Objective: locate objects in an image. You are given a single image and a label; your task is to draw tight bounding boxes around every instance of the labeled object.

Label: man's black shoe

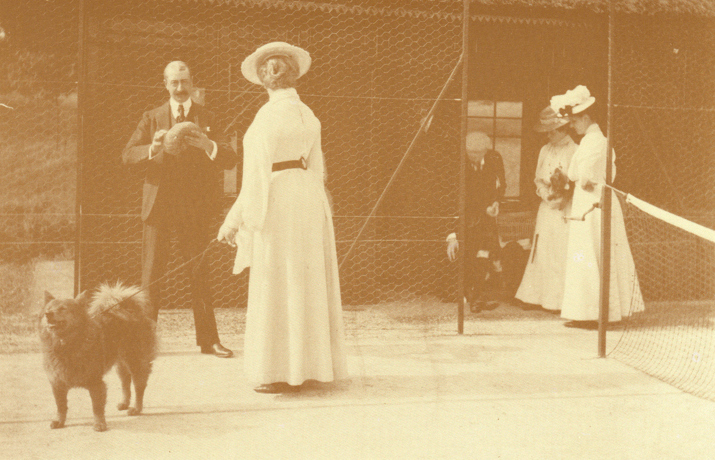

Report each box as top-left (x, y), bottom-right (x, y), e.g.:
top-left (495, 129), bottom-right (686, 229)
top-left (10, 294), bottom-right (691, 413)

top-left (201, 343), bottom-right (234, 358)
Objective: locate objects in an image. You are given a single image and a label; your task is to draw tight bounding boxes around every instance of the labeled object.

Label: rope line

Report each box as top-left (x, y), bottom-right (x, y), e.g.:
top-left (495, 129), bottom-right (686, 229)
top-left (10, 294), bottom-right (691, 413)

top-left (75, 239), bottom-right (219, 314)
top-left (338, 53), bottom-right (464, 270)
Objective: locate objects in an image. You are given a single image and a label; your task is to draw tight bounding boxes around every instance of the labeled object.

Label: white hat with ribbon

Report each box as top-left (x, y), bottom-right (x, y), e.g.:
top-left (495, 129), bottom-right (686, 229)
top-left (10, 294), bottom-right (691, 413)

top-left (241, 42), bottom-right (311, 85)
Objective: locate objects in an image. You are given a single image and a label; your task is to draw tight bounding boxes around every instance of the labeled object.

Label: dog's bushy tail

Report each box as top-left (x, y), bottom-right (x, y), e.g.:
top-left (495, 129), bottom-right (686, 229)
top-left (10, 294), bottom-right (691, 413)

top-left (89, 283), bottom-right (150, 318)
top-left (90, 283), bottom-right (157, 360)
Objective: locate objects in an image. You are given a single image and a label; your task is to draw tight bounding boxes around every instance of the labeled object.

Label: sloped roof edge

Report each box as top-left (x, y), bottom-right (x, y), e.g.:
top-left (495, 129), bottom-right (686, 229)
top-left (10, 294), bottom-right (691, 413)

top-left (186, 0), bottom-right (593, 25)
top-left (191, 0), bottom-right (715, 18)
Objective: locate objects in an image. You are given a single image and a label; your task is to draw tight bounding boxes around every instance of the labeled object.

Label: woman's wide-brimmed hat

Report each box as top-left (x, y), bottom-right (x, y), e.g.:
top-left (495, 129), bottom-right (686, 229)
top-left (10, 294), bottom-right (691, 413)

top-left (550, 85), bottom-right (596, 118)
top-left (241, 42), bottom-right (311, 85)
top-left (534, 106), bottom-right (570, 132)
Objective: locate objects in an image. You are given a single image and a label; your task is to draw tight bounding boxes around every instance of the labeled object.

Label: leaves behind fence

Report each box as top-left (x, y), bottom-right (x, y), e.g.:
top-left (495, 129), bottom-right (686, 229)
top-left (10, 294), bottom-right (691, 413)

top-left (0, 0), bottom-right (78, 313)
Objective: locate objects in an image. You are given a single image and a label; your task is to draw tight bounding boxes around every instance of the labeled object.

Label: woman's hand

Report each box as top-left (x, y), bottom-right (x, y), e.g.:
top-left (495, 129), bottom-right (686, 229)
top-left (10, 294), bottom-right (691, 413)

top-left (546, 196), bottom-right (564, 210)
top-left (217, 224), bottom-right (238, 247)
top-left (582, 180), bottom-right (597, 192)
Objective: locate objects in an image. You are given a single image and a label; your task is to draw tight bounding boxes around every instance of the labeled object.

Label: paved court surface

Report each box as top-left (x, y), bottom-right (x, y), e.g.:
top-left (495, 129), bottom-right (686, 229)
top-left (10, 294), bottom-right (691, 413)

top-left (1, 307), bottom-right (714, 459)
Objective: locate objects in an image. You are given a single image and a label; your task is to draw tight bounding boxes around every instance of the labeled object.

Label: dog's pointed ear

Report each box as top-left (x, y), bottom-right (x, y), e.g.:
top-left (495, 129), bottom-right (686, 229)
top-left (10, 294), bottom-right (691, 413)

top-left (44, 291), bottom-right (55, 305)
top-left (75, 290), bottom-right (91, 305)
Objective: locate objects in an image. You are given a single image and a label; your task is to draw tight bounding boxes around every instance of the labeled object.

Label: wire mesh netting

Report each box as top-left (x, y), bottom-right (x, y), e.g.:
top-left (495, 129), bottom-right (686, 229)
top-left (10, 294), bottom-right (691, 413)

top-left (76, 0), bottom-right (464, 313)
top-left (608, 14), bottom-right (715, 401)
top-left (3, 0), bottom-right (714, 402)
top-left (0, 1), bottom-right (78, 314)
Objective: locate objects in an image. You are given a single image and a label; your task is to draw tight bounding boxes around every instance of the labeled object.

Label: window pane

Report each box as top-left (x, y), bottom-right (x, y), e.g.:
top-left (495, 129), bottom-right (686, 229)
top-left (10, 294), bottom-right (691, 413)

top-left (468, 100), bottom-right (494, 117)
top-left (495, 118), bottom-right (522, 137)
top-left (496, 101), bottom-right (523, 118)
top-left (495, 137), bottom-right (521, 197)
top-left (468, 117), bottom-right (494, 136)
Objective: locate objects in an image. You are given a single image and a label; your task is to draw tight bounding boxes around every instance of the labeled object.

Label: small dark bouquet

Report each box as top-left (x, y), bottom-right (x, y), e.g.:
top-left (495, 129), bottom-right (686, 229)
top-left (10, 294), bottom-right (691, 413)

top-left (547, 167), bottom-right (574, 205)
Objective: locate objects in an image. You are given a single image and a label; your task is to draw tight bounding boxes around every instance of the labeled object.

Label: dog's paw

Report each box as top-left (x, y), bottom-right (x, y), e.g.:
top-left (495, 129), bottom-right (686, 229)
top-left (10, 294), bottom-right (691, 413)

top-left (117, 402), bottom-right (129, 411)
top-left (93, 421), bottom-right (108, 432)
top-left (50, 420), bottom-right (65, 429)
top-left (127, 407), bottom-right (141, 416)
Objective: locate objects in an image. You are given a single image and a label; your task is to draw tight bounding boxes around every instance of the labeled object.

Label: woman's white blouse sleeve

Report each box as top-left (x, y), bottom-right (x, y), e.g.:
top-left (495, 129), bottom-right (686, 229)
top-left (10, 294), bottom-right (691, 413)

top-left (534, 144), bottom-right (550, 198)
top-left (306, 114), bottom-right (325, 182)
top-left (569, 133), bottom-right (606, 185)
top-left (239, 107), bottom-right (275, 232)
top-left (223, 192), bottom-right (243, 229)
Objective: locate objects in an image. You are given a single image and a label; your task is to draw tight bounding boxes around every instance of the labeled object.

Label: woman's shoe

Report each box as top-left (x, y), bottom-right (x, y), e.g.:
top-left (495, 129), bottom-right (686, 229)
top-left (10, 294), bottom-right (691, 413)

top-left (254, 382), bottom-right (300, 394)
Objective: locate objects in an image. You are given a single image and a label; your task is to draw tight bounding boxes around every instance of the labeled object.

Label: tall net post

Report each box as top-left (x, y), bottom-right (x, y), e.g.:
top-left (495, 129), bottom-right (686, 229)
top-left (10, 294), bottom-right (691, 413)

top-left (598, 0), bottom-right (615, 357)
top-left (458, 0), bottom-right (470, 334)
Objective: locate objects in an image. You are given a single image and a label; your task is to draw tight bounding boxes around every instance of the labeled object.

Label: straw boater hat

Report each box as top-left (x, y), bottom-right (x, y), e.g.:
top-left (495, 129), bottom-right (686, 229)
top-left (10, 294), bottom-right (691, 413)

top-left (534, 106), bottom-right (570, 132)
top-left (240, 42), bottom-right (311, 85)
top-left (549, 85), bottom-right (596, 118)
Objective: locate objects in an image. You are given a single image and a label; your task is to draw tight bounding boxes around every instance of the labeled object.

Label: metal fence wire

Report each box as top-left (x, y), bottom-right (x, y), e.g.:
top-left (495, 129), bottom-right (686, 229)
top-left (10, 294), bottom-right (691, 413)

top-left (76, 0), bottom-right (463, 311)
top-left (607, 13), bottom-right (715, 401)
top-left (2, 0), bottom-right (714, 401)
top-left (0, 0), bottom-right (78, 314)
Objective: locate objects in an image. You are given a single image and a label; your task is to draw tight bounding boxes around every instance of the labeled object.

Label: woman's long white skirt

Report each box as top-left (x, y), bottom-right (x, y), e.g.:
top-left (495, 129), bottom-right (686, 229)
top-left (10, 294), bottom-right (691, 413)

top-left (243, 170), bottom-right (348, 385)
top-left (560, 186), bottom-right (644, 321)
top-left (515, 200), bottom-right (571, 311)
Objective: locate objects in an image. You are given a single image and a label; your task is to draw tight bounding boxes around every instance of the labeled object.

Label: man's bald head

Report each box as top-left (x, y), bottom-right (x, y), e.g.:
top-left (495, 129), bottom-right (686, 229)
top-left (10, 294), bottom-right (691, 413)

top-left (164, 61), bottom-right (191, 81)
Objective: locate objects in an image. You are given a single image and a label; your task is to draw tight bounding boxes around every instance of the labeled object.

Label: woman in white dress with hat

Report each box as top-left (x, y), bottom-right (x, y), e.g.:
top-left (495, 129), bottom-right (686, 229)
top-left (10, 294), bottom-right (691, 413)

top-left (552, 85), bottom-right (644, 327)
top-left (515, 106), bottom-right (577, 312)
top-left (218, 42), bottom-right (347, 392)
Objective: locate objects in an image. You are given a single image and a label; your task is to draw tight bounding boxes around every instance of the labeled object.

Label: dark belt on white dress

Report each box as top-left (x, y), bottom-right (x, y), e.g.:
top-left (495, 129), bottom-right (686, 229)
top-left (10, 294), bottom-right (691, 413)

top-left (272, 157), bottom-right (307, 172)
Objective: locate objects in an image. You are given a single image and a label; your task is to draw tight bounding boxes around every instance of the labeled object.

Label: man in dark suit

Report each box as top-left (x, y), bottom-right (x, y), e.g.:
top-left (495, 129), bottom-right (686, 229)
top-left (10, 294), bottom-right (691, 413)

top-left (123, 61), bottom-right (237, 357)
top-left (447, 135), bottom-right (506, 313)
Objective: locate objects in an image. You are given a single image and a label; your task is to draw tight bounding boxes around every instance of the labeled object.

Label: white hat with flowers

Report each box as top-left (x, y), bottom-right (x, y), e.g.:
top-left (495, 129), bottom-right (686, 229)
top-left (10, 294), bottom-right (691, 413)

top-left (549, 85), bottom-right (596, 118)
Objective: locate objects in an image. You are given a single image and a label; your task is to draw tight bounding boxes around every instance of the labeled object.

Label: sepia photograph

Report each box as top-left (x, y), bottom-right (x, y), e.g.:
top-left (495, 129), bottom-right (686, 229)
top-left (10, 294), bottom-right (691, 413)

top-left (1, 0), bottom-right (713, 458)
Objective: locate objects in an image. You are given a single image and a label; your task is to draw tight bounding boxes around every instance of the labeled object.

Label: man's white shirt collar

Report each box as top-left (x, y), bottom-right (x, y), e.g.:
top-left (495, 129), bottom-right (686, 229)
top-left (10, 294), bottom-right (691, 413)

top-left (170, 98), bottom-right (192, 119)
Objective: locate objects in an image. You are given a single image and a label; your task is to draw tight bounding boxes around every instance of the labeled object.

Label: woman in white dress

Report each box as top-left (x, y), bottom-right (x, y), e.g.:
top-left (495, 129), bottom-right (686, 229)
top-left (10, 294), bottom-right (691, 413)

top-left (217, 42), bottom-right (347, 392)
top-left (515, 106), bottom-right (577, 312)
top-left (552, 85), bottom-right (644, 327)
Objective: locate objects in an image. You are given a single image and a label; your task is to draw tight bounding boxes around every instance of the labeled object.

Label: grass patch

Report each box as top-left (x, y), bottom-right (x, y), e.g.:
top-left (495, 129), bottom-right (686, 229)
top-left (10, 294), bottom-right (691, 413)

top-left (0, 99), bottom-right (76, 263)
top-left (0, 262), bottom-right (35, 315)
top-left (0, 312), bottom-right (39, 353)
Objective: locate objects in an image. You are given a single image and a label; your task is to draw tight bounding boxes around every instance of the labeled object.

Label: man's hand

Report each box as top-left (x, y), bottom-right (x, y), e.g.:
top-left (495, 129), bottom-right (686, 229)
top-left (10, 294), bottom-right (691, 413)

top-left (217, 224), bottom-right (238, 247)
top-left (150, 129), bottom-right (168, 155)
top-left (184, 131), bottom-right (214, 154)
top-left (486, 201), bottom-right (500, 218)
top-left (447, 239), bottom-right (459, 261)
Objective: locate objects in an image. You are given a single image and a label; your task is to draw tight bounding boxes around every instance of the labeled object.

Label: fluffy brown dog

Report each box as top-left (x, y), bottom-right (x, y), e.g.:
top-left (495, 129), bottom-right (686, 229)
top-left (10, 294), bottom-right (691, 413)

top-left (38, 283), bottom-right (157, 431)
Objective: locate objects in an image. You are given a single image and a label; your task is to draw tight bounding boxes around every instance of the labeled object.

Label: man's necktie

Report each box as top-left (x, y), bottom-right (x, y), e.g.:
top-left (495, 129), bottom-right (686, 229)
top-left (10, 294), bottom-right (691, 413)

top-left (177, 104), bottom-right (185, 123)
